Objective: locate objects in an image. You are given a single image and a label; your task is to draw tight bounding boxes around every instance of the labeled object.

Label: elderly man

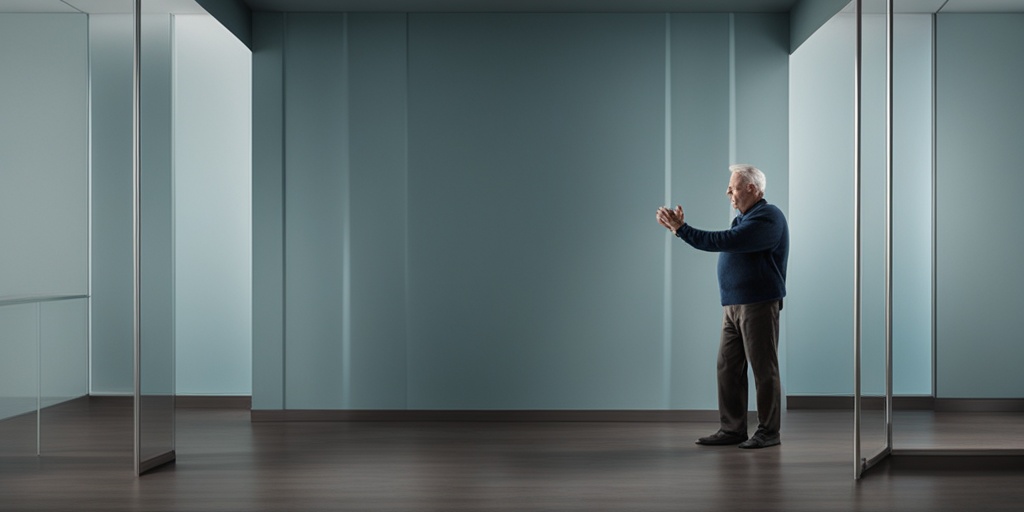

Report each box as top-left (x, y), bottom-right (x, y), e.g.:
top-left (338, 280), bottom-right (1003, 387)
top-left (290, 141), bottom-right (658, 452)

top-left (656, 164), bottom-right (789, 449)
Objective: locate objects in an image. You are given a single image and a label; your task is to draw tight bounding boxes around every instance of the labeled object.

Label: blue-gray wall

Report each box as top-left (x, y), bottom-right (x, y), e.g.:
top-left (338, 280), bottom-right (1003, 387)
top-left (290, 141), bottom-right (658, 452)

top-left (252, 12), bottom-right (789, 411)
top-left (936, 14), bottom-right (1024, 399)
top-left (173, 14), bottom-right (253, 396)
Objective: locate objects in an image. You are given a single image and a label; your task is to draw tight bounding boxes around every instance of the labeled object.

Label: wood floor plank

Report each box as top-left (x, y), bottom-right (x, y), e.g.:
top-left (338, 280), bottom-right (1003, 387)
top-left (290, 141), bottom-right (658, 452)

top-left (2, 399), bottom-right (1024, 511)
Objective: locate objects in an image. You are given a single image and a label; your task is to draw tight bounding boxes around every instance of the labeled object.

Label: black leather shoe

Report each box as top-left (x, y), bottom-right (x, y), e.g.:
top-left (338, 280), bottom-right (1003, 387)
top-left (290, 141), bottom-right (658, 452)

top-left (695, 430), bottom-right (748, 446)
top-left (737, 428), bottom-right (780, 449)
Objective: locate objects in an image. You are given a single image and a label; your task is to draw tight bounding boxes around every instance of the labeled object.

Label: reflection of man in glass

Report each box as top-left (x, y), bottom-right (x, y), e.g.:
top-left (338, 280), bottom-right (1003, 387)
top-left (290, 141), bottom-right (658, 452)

top-left (656, 164), bottom-right (789, 449)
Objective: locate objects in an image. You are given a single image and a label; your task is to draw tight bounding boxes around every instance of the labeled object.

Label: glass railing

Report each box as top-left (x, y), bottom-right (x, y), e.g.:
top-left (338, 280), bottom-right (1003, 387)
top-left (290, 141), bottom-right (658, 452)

top-left (0, 295), bottom-right (89, 456)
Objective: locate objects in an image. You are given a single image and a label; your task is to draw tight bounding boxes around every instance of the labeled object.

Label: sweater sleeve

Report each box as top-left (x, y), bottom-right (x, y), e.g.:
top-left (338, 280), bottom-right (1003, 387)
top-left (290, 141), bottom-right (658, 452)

top-left (674, 206), bottom-right (785, 254)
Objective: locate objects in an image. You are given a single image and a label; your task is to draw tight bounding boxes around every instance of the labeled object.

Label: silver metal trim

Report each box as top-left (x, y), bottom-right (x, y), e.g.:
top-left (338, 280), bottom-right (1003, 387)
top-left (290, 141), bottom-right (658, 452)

top-left (0, 295), bottom-right (90, 307)
top-left (132, 0), bottom-right (142, 478)
top-left (862, 446), bottom-right (892, 472)
top-left (36, 303), bottom-right (42, 456)
top-left (885, 0), bottom-right (894, 455)
top-left (930, 8), bottom-right (938, 403)
top-left (661, 12), bottom-right (673, 409)
top-left (853, 0), bottom-right (863, 481)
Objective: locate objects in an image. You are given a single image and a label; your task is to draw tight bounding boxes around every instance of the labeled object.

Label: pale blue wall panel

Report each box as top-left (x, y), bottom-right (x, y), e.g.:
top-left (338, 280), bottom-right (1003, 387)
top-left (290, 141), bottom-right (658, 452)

top-left (140, 13), bottom-right (176, 394)
top-left (668, 14), bottom-right (732, 410)
top-left (406, 14), bottom-right (666, 409)
top-left (735, 13), bottom-right (792, 399)
top-left (788, 13), bottom-right (856, 395)
top-left (173, 14), bottom-right (253, 396)
top-left (859, 13), bottom-right (890, 397)
top-left (347, 13), bottom-right (409, 409)
top-left (251, 12), bottom-right (285, 409)
top-left (891, 14), bottom-right (933, 396)
top-left (936, 14), bottom-right (1024, 398)
top-left (283, 14), bottom-right (348, 409)
top-left (89, 14), bottom-right (135, 395)
top-left (788, 12), bottom-right (933, 397)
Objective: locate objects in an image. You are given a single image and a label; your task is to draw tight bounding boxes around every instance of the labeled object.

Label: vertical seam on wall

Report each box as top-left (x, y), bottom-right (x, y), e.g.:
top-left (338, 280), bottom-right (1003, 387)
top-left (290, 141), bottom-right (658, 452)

top-left (36, 303), bottom-right (41, 455)
top-left (403, 12), bottom-right (411, 410)
top-left (86, 14), bottom-right (93, 396)
top-left (341, 13), bottom-right (352, 410)
top-left (728, 13), bottom-right (737, 221)
top-left (931, 12), bottom-right (938, 399)
top-left (170, 13), bottom-right (178, 413)
top-left (662, 13), bottom-right (673, 410)
top-left (281, 12), bottom-right (288, 410)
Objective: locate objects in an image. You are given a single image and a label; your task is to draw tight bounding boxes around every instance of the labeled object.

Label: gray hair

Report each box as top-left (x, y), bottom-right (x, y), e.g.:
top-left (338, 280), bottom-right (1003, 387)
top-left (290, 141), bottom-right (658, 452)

top-left (729, 164), bottom-right (766, 195)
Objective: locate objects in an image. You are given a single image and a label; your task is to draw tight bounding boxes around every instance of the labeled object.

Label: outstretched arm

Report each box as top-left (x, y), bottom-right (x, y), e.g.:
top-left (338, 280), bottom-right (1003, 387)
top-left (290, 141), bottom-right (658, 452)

top-left (678, 209), bottom-right (785, 253)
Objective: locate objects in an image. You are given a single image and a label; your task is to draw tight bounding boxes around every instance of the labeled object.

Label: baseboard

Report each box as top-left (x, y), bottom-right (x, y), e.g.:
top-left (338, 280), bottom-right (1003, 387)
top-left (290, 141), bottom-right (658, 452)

top-left (787, 396), bottom-right (1024, 412)
top-left (933, 399), bottom-right (1024, 412)
top-left (787, 395), bottom-right (935, 410)
top-left (175, 396), bottom-right (252, 409)
top-left (250, 409), bottom-right (751, 423)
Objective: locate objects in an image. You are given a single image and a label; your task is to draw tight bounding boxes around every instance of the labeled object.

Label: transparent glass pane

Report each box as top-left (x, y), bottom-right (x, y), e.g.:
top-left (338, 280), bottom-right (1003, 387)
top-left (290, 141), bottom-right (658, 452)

top-left (137, 0), bottom-right (191, 473)
top-left (39, 299), bottom-right (90, 455)
top-left (0, 304), bottom-right (39, 457)
top-left (857, 0), bottom-right (890, 464)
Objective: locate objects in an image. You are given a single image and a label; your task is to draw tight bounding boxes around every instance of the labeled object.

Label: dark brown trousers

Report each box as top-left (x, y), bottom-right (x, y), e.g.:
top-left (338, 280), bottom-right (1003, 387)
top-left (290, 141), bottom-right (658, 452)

top-left (718, 300), bottom-right (782, 435)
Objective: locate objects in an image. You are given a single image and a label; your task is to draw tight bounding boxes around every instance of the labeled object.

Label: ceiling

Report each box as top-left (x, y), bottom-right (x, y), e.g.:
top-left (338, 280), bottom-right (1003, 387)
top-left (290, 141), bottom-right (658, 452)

top-left (239, 0), bottom-right (802, 13)
top-left (2, 0), bottom-right (1024, 14)
top-left (0, 0), bottom-right (205, 13)
top-left (240, 0), bottom-right (1024, 13)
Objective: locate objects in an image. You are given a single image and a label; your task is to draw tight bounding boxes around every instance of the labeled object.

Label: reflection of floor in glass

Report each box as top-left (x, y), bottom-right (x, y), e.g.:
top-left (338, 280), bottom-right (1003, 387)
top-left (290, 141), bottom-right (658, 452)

top-left (0, 397), bottom-right (133, 458)
top-left (894, 411), bottom-right (1024, 451)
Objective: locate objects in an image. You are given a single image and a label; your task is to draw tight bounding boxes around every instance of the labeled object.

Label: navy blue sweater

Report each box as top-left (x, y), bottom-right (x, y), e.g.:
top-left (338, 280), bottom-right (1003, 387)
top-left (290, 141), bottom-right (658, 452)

top-left (674, 199), bottom-right (789, 306)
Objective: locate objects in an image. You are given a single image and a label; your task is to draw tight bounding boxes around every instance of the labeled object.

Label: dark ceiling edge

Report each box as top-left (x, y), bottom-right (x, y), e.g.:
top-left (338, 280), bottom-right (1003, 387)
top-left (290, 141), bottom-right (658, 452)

top-left (195, 0), bottom-right (842, 56)
top-left (196, 0), bottom-right (252, 49)
top-left (789, 0), bottom-right (847, 54)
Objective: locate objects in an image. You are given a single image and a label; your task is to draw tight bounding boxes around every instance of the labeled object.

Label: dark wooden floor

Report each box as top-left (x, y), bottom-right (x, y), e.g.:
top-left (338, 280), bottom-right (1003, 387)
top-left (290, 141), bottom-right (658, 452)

top-left (3, 399), bottom-right (1024, 511)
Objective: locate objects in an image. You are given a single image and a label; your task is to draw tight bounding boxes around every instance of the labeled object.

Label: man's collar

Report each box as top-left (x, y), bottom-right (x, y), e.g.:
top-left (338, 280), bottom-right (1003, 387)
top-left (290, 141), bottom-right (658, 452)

top-left (738, 198), bottom-right (767, 217)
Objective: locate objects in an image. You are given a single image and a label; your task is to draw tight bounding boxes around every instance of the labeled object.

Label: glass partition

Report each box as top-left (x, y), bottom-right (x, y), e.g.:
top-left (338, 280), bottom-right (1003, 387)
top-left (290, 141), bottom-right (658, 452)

top-left (852, 0), bottom-right (894, 478)
top-left (0, 0), bottom-right (94, 460)
top-left (0, 302), bottom-right (39, 456)
top-left (0, 297), bottom-right (89, 457)
top-left (135, 0), bottom-right (190, 475)
top-left (38, 298), bottom-right (90, 455)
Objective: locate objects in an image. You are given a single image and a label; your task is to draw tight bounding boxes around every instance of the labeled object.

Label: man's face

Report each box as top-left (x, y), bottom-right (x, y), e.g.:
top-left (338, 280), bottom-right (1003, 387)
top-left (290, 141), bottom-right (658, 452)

top-left (727, 173), bottom-right (758, 213)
